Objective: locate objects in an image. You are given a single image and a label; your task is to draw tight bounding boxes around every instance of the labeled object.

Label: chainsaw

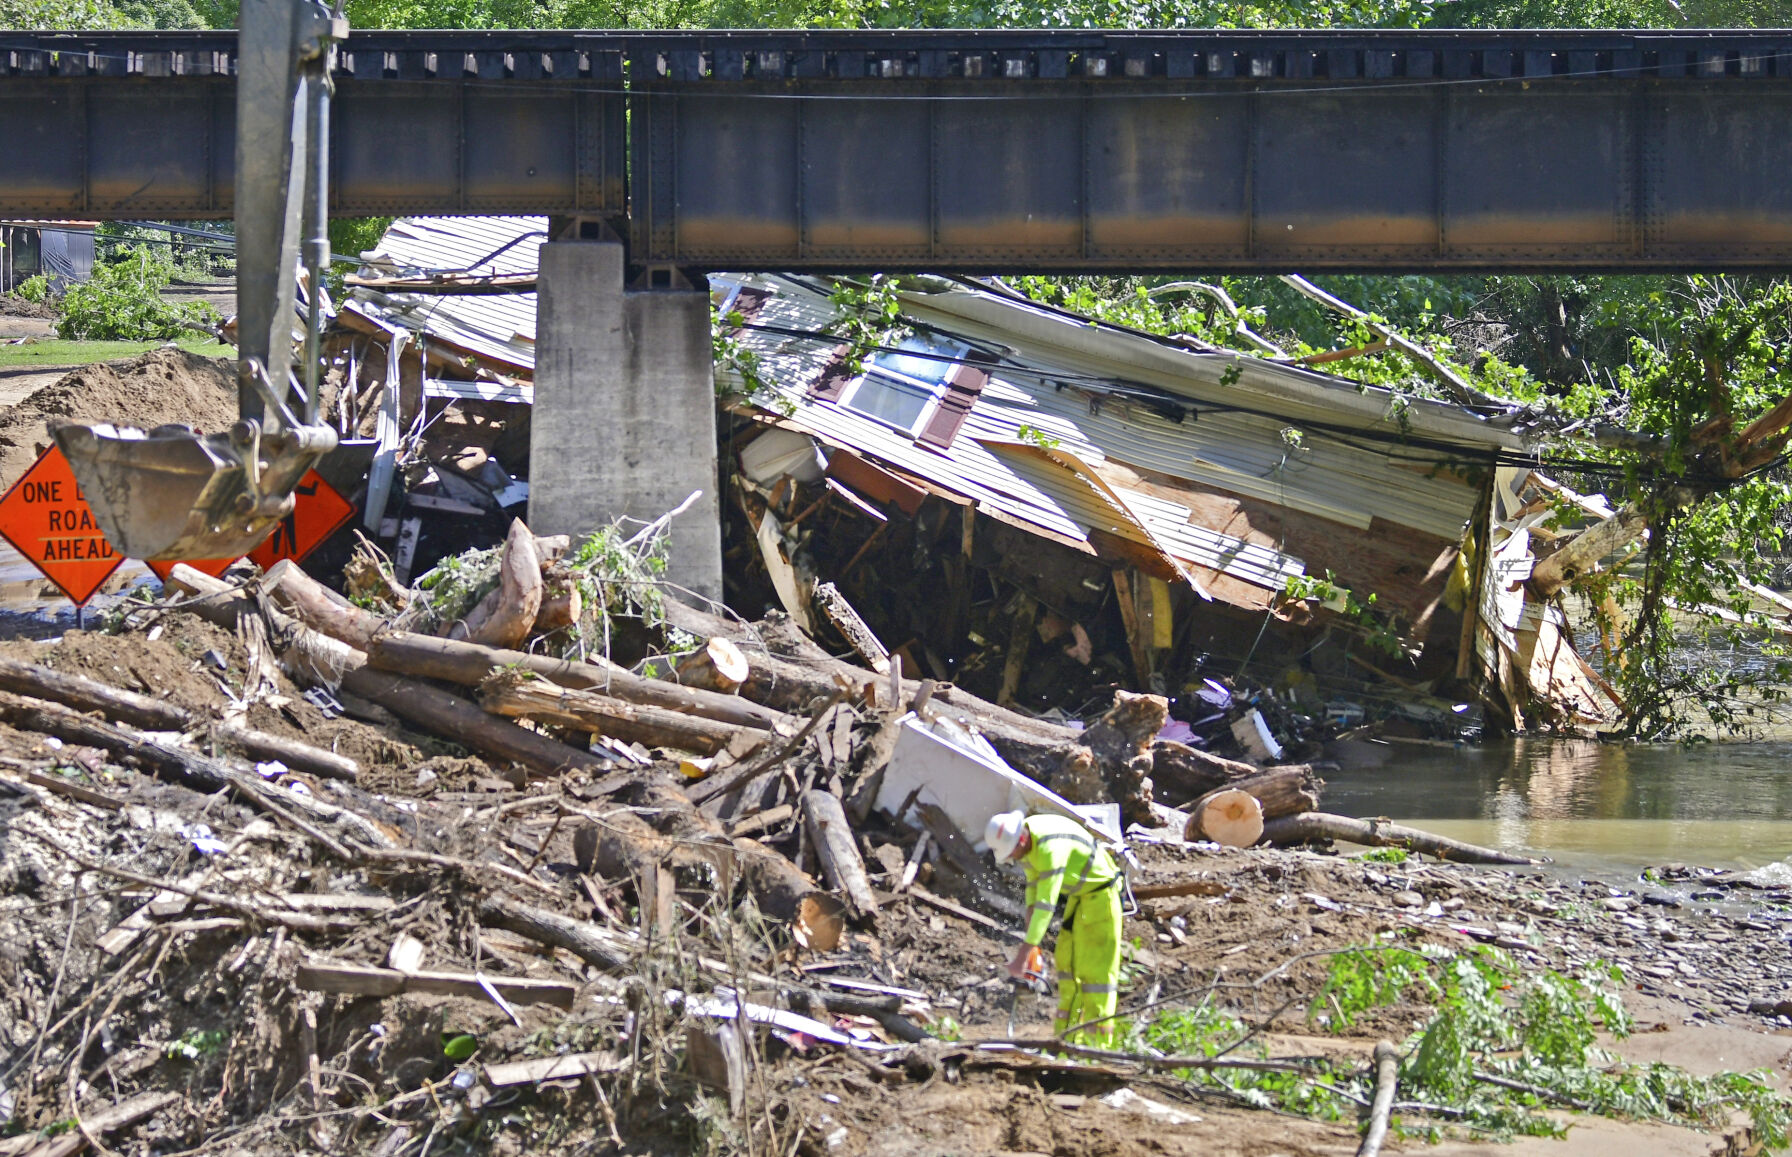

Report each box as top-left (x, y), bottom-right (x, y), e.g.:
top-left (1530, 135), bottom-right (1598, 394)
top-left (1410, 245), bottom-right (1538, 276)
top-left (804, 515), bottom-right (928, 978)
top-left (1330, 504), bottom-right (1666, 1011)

top-left (1004, 944), bottom-right (1048, 1037)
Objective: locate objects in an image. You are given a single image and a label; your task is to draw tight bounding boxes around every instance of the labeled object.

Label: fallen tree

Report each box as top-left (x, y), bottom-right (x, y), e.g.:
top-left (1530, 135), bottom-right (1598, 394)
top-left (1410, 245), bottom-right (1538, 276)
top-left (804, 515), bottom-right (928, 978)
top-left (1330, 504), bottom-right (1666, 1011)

top-left (1261, 812), bottom-right (1545, 866)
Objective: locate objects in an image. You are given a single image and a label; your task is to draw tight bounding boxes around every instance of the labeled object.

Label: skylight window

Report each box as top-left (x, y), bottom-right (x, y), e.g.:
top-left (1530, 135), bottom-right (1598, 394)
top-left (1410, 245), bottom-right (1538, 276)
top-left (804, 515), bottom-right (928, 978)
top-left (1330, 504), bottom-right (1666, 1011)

top-left (838, 333), bottom-right (969, 437)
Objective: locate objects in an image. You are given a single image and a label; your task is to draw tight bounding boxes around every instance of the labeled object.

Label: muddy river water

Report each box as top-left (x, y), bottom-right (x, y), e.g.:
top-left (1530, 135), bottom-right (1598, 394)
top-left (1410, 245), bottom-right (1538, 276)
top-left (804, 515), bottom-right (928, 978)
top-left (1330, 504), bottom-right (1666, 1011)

top-left (1328, 737), bottom-right (1792, 876)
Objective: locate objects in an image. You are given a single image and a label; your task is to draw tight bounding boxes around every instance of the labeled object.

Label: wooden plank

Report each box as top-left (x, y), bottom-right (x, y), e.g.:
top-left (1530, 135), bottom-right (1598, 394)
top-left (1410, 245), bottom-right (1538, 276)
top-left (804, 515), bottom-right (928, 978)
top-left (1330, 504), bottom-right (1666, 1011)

top-left (11, 768), bottom-right (123, 811)
top-left (295, 961), bottom-right (577, 1008)
top-left (21, 1091), bottom-right (178, 1157)
top-left (686, 1024), bottom-right (747, 1117)
top-left (914, 802), bottom-right (1008, 898)
top-left (908, 885), bottom-right (1020, 941)
top-left (483, 1052), bottom-right (627, 1087)
top-left (813, 582), bottom-right (890, 674)
top-left (830, 707), bottom-right (853, 768)
top-left (1111, 569), bottom-right (1152, 685)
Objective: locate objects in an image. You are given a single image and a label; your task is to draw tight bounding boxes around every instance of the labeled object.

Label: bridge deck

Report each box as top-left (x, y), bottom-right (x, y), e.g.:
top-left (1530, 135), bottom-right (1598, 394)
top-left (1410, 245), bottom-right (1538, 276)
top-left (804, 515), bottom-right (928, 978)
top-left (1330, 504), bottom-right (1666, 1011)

top-left (4, 30), bottom-right (1792, 270)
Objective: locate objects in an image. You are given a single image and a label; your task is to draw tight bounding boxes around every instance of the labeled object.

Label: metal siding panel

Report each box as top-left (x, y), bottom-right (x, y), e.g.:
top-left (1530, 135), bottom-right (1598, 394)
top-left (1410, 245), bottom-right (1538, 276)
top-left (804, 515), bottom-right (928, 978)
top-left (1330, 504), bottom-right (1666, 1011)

top-left (933, 95), bottom-right (1082, 259)
top-left (1084, 92), bottom-right (1250, 258)
top-left (669, 90), bottom-right (799, 259)
top-left (1253, 90), bottom-right (1438, 256)
top-left (729, 275), bottom-right (1478, 549)
top-left (799, 98), bottom-right (932, 259)
top-left (1444, 87), bottom-right (1632, 254)
top-left (0, 87), bottom-right (83, 213)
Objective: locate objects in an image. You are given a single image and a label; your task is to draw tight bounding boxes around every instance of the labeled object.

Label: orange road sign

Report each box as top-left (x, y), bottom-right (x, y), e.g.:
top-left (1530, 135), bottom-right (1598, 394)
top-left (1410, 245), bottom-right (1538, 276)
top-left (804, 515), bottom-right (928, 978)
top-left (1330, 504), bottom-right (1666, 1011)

top-left (247, 470), bottom-right (354, 570)
top-left (0, 446), bottom-right (123, 605)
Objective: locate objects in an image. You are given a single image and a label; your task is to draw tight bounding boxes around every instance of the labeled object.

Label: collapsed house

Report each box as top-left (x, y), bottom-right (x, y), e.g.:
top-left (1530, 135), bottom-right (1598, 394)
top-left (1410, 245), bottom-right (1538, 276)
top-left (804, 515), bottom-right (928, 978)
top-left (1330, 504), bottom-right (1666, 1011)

top-left (332, 216), bottom-right (1621, 754)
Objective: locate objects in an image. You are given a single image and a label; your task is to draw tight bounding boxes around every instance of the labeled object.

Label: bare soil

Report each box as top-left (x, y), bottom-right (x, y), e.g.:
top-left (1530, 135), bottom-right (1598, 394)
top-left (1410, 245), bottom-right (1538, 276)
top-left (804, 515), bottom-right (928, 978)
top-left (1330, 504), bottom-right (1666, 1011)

top-left (0, 296), bottom-right (56, 320)
top-left (0, 347), bottom-right (239, 490)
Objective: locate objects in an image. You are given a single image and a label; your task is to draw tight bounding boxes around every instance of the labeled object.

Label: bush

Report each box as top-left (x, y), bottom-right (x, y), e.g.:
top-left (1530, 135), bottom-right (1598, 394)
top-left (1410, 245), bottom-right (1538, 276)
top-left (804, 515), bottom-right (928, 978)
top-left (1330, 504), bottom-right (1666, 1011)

top-left (14, 274), bottom-right (51, 304)
top-left (56, 247), bottom-right (220, 341)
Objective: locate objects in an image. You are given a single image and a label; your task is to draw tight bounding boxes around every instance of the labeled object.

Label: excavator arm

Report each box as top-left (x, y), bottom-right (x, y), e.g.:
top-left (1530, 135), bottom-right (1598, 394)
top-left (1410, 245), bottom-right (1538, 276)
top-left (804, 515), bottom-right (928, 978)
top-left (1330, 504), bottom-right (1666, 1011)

top-left (54, 0), bottom-right (343, 561)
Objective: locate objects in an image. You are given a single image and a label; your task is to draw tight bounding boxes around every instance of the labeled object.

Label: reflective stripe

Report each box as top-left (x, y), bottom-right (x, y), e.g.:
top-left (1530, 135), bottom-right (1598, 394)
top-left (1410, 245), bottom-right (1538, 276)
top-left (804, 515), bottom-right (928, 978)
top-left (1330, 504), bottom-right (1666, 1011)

top-left (1030, 901), bottom-right (1055, 913)
top-left (1031, 867), bottom-right (1065, 880)
top-left (1071, 852), bottom-right (1097, 894)
top-left (1078, 983), bottom-right (1116, 994)
top-left (1055, 972), bottom-right (1075, 982)
top-left (1035, 832), bottom-right (1094, 848)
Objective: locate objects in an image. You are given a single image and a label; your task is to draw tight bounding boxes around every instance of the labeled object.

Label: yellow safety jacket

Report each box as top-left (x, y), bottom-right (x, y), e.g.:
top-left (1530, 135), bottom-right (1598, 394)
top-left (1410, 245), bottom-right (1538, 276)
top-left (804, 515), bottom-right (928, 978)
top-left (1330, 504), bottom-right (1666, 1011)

top-left (1019, 814), bottom-right (1118, 946)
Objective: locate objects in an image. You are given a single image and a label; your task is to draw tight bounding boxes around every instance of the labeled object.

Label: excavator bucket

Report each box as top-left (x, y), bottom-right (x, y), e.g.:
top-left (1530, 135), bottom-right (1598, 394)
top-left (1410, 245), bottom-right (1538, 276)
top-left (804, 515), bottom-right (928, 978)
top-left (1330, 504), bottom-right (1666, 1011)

top-left (53, 420), bottom-right (336, 562)
top-left (49, 0), bottom-right (349, 565)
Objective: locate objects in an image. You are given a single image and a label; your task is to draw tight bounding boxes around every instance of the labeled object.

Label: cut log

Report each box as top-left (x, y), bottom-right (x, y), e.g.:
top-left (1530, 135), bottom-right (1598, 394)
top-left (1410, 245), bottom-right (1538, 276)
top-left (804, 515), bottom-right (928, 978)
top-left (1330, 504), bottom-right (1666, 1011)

top-left (169, 579), bottom-right (612, 783)
top-left (213, 723), bottom-right (360, 783)
top-left (341, 667), bottom-right (603, 781)
top-left (0, 656), bottom-right (359, 782)
top-left (456, 518), bottom-right (543, 648)
top-left (479, 674), bottom-right (757, 756)
top-left (0, 693), bottom-right (232, 794)
top-left (1150, 740), bottom-right (1262, 802)
top-left (532, 570), bottom-right (582, 634)
top-left (0, 656), bottom-right (187, 731)
top-left (1261, 812), bottom-right (1545, 866)
top-left (1187, 788), bottom-right (1264, 847)
top-left (675, 637), bottom-right (752, 695)
top-left (477, 894), bottom-right (634, 973)
top-left (803, 789), bottom-right (880, 917)
top-left (533, 533), bottom-right (571, 566)
top-left (364, 631), bottom-right (786, 731)
top-left (1080, 690), bottom-right (1169, 827)
top-left (1182, 767), bottom-right (1318, 841)
top-left (264, 559), bottom-right (385, 650)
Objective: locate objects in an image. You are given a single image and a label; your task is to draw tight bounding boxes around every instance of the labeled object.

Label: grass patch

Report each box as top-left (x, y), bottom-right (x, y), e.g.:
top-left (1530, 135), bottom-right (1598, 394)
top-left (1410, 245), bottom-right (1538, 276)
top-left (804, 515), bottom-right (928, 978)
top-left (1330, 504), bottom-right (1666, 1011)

top-left (0, 337), bottom-right (231, 370)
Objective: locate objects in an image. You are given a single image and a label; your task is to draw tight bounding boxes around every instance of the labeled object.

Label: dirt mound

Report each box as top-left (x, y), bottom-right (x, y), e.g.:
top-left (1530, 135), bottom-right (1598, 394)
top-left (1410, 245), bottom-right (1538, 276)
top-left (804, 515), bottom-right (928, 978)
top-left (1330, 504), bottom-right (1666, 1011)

top-left (0, 346), bottom-right (238, 490)
top-left (0, 295), bottom-right (55, 320)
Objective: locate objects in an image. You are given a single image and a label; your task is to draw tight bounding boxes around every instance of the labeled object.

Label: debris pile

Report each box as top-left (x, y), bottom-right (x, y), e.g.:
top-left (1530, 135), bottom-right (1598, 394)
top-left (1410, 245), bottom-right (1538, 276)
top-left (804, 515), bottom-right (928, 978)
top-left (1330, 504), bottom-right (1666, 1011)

top-left (0, 534), bottom-right (1784, 1156)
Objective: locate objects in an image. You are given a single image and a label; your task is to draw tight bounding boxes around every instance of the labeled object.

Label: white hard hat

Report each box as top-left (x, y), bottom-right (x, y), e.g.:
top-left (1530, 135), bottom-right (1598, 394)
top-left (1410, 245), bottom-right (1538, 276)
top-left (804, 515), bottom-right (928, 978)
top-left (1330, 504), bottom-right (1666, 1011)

top-left (985, 811), bottom-right (1026, 861)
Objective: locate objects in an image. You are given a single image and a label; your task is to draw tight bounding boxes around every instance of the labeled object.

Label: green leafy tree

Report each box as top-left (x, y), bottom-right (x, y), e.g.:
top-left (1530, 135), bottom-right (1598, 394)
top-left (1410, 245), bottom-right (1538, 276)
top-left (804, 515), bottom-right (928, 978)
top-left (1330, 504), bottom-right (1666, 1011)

top-left (57, 246), bottom-right (221, 341)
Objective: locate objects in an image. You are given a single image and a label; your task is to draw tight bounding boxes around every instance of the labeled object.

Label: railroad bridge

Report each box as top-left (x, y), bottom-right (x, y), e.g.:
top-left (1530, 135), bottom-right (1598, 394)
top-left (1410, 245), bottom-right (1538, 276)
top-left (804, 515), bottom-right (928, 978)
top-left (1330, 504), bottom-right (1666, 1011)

top-left (5, 28), bottom-right (1791, 589)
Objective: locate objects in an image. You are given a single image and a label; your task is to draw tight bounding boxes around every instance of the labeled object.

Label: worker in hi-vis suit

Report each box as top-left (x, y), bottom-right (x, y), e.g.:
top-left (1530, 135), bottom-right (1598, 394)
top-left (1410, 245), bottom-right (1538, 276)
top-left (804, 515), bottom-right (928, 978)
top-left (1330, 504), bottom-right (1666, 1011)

top-left (984, 810), bottom-right (1122, 1046)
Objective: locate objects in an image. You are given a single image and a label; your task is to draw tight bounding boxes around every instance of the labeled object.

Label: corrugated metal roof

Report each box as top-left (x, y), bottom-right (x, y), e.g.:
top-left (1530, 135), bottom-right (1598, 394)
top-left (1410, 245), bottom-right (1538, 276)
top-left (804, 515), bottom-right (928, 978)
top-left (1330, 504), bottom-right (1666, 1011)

top-left (346, 216), bottom-right (544, 372)
top-left (724, 278), bottom-right (1318, 594)
top-left (341, 216), bottom-right (1499, 601)
top-left (733, 275), bottom-right (1493, 541)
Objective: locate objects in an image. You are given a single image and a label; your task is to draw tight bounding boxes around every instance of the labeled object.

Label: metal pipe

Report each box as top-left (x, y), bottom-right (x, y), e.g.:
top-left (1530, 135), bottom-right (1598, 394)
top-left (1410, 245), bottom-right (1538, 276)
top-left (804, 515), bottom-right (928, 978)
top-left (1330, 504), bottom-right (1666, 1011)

top-left (300, 48), bottom-right (331, 427)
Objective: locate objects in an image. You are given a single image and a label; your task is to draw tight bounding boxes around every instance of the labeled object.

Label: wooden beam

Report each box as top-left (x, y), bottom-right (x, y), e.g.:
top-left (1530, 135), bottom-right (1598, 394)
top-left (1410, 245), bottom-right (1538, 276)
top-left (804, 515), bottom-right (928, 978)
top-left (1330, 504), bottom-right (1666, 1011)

top-left (295, 960), bottom-right (577, 1008)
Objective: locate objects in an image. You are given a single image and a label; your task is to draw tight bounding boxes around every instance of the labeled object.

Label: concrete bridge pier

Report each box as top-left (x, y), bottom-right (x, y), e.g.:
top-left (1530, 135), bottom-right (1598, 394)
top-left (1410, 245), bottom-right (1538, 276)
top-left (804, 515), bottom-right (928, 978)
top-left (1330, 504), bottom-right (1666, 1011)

top-left (527, 234), bottom-right (723, 604)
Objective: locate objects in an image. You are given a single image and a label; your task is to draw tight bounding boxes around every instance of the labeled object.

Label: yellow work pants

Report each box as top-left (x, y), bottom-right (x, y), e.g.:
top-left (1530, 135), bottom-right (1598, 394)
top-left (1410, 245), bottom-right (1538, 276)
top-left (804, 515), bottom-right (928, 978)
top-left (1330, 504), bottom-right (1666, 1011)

top-left (1052, 883), bottom-right (1122, 1048)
